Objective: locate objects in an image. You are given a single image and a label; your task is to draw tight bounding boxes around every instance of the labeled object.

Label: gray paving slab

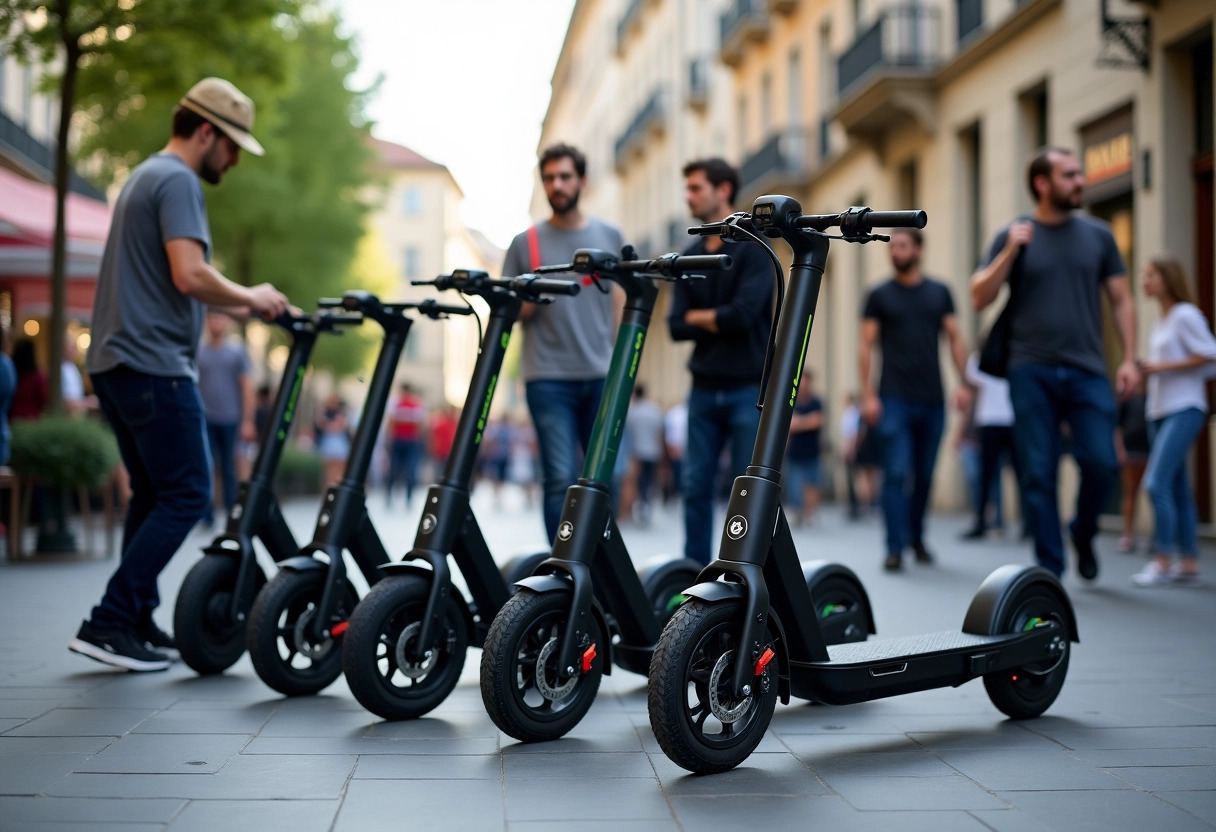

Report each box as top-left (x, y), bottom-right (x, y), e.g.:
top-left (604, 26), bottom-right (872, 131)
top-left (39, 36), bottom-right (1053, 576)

top-left (76, 733), bottom-right (251, 773)
top-left (166, 799), bottom-right (340, 832)
top-left (4, 823), bottom-right (165, 832)
top-left (0, 796), bottom-right (184, 823)
top-left (1, 496), bottom-right (1214, 831)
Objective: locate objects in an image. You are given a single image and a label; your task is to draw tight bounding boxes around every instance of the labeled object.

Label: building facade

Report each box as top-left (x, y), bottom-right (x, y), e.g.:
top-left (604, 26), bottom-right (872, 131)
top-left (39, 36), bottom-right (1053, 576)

top-left (540, 0), bottom-right (1215, 520)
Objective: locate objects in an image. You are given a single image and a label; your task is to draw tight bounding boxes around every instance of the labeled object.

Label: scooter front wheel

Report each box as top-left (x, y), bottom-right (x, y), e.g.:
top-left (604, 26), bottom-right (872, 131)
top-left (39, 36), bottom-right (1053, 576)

top-left (246, 569), bottom-right (359, 696)
top-left (648, 599), bottom-right (777, 774)
top-left (982, 583), bottom-right (1071, 719)
top-left (480, 590), bottom-right (603, 743)
top-left (174, 555), bottom-right (266, 675)
top-left (342, 574), bottom-right (468, 720)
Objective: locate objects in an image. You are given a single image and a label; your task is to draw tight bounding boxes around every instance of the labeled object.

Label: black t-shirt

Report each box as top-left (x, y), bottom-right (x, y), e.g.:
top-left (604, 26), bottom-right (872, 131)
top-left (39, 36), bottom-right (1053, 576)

top-left (787, 395), bottom-right (822, 460)
top-left (862, 277), bottom-right (955, 405)
top-left (983, 214), bottom-right (1125, 377)
top-left (669, 236), bottom-right (774, 390)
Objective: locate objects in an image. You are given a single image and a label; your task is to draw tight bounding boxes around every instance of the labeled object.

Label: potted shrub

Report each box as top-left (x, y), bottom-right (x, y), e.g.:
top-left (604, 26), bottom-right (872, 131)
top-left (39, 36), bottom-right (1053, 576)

top-left (9, 416), bottom-right (120, 554)
top-left (274, 443), bottom-right (324, 497)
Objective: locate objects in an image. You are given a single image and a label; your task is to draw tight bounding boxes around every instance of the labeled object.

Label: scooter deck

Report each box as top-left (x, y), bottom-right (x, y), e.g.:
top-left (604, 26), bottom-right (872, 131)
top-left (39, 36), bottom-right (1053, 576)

top-left (787, 627), bottom-right (1060, 705)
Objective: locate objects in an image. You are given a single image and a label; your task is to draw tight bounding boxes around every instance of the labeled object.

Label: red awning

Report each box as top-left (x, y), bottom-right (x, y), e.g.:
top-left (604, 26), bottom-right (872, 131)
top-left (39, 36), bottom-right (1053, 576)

top-left (0, 166), bottom-right (111, 246)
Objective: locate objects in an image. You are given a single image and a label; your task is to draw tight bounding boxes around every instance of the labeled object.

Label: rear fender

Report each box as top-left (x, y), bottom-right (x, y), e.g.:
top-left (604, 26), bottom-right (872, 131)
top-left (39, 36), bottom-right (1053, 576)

top-left (962, 564), bottom-right (1079, 642)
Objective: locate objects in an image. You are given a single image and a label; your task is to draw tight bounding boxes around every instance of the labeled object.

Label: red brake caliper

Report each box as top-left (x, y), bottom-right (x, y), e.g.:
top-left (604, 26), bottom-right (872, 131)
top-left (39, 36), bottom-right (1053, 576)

top-left (754, 647), bottom-right (775, 677)
top-left (581, 644), bottom-right (597, 673)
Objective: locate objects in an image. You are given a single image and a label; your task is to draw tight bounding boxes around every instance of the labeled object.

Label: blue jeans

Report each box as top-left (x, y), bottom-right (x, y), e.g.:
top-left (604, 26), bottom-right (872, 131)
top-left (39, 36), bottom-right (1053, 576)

top-left (784, 456), bottom-right (822, 507)
top-left (1008, 363), bottom-right (1117, 577)
top-left (91, 367), bottom-right (212, 630)
top-left (682, 385), bottom-right (761, 565)
top-left (205, 421), bottom-right (238, 515)
top-left (878, 396), bottom-right (945, 557)
top-left (1144, 407), bottom-right (1206, 557)
top-left (387, 438), bottom-right (423, 505)
top-left (525, 378), bottom-right (606, 543)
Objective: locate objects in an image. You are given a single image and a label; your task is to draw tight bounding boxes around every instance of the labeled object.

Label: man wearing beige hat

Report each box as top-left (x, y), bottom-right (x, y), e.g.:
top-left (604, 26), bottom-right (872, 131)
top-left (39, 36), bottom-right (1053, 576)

top-left (71, 78), bottom-right (289, 672)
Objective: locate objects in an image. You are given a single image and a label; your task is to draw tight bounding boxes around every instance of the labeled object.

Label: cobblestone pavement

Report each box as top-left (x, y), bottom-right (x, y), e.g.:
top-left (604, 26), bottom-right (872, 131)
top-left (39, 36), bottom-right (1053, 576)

top-left (1, 485), bottom-right (1214, 831)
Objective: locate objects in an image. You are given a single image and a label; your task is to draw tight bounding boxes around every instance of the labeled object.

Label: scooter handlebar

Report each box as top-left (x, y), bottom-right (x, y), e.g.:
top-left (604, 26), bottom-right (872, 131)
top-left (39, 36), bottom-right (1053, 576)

top-left (508, 276), bottom-right (581, 296)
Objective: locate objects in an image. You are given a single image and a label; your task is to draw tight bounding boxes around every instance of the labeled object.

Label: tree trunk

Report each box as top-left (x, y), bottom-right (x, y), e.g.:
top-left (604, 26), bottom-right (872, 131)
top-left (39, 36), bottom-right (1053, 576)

top-left (48, 0), bottom-right (80, 416)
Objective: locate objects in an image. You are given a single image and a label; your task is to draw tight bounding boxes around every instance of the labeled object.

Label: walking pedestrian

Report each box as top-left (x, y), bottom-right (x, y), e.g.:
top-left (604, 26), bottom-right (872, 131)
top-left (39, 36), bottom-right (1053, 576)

top-left (501, 143), bottom-right (623, 543)
top-left (71, 78), bottom-right (288, 671)
top-left (669, 157), bottom-right (773, 565)
top-left (971, 147), bottom-right (1138, 581)
top-left (960, 347), bottom-right (1020, 539)
top-left (838, 393), bottom-right (865, 519)
top-left (385, 382), bottom-right (425, 506)
top-left (785, 369), bottom-right (824, 526)
top-left (663, 399), bottom-right (687, 504)
top-left (860, 229), bottom-right (970, 571)
top-left (1131, 255), bottom-right (1216, 586)
top-left (197, 311), bottom-right (254, 527)
top-left (624, 384), bottom-right (664, 525)
top-left (315, 393), bottom-right (352, 488)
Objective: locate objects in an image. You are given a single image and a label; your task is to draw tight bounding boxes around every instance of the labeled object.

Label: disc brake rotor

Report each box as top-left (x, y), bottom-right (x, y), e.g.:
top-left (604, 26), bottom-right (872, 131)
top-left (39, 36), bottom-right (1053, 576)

top-left (707, 649), bottom-right (752, 723)
top-left (393, 622), bottom-right (437, 680)
top-left (534, 636), bottom-right (577, 702)
top-left (292, 608), bottom-right (333, 660)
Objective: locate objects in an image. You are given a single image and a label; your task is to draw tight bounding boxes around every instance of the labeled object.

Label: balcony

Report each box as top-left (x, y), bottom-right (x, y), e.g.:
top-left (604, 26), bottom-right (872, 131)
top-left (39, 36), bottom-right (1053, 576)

top-left (957, 0), bottom-right (983, 44)
top-left (719, 0), bottom-right (770, 67)
top-left (614, 88), bottom-right (670, 172)
top-left (616, 0), bottom-right (646, 55)
top-left (739, 129), bottom-right (813, 203)
top-left (687, 58), bottom-right (709, 110)
top-left (0, 109), bottom-right (105, 201)
top-left (834, 5), bottom-right (941, 140)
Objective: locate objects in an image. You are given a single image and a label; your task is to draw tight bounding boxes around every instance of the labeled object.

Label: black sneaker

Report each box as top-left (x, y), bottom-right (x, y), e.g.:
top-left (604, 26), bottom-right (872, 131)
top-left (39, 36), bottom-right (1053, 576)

top-left (68, 621), bottom-right (170, 672)
top-left (1071, 528), bottom-right (1099, 581)
top-left (136, 620), bottom-right (179, 660)
top-left (883, 554), bottom-right (902, 571)
top-left (960, 526), bottom-right (986, 541)
top-left (912, 542), bottom-right (935, 564)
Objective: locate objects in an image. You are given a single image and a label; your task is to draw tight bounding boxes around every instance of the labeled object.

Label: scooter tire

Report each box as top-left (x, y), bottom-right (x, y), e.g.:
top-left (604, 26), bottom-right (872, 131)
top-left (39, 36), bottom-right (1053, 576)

top-left (480, 590), bottom-right (603, 743)
top-left (982, 582), bottom-right (1071, 720)
top-left (342, 574), bottom-right (468, 720)
top-left (174, 555), bottom-right (266, 675)
top-left (638, 557), bottom-right (701, 630)
top-left (648, 599), bottom-right (777, 774)
top-left (499, 551), bottom-right (550, 587)
top-left (807, 573), bottom-right (871, 645)
top-left (246, 568), bottom-right (359, 697)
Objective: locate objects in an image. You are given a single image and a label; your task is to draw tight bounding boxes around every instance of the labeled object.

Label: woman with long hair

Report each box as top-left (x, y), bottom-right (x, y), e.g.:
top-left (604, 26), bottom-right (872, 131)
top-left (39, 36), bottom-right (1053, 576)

top-left (1132, 256), bottom-right (1216, 586)
top-left (9, 337), bottom-right (48, 422)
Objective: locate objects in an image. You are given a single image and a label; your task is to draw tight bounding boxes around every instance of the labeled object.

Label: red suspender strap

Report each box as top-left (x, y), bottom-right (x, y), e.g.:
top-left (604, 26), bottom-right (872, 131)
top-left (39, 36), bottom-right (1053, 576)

top-left (527, 225), bottom-right (541, 272)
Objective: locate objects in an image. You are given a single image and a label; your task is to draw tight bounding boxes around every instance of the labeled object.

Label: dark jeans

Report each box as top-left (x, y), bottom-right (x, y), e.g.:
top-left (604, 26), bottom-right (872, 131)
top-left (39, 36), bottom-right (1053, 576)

top-left (975, 425), bottom-right (1020, 531)
top-left (683, 385), bottom-right (761, 565)
top-left (1008, 363), bottom-right (1117, 577)
top-left (525, 378), bottom-right (606, 543)
top-left (387, 438), bottom-right (423, 505)
top-left (878, 396), bottom-right (945, 557)
top-left (205, 421), bottom-right (238, 515)
top-left (636, 459), bottom-right (657, 509)
top-left (90, 367), bottom-right (211, 631)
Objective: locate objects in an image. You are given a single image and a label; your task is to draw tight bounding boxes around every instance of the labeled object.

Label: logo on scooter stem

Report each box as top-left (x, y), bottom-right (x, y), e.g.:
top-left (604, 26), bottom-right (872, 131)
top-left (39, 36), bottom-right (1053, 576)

top-left (420, 514), bottom-right (437, 535)
top-left (726, 515), bottom-right (748, 540)
top-left (557, 521), bottom-right (574, 541)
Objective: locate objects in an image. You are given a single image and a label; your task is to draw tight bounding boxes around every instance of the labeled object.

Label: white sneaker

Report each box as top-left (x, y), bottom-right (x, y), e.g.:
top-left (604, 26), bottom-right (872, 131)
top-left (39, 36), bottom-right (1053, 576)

top-left (1131, 561), bottom-right (1173, 587)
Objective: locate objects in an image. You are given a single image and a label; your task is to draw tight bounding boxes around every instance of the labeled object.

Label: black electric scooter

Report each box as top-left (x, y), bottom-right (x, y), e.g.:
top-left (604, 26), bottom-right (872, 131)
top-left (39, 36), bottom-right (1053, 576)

top-left (647, 198), bottom-right (1078, 774)
top-left (245, 291), bottom-right (472, 696)
top-left (174, 308), bottom-right (362, 675)
top-left (479, 247), bottom-right (755, 742)
top-left (340, 269), bottom-right (583, 720)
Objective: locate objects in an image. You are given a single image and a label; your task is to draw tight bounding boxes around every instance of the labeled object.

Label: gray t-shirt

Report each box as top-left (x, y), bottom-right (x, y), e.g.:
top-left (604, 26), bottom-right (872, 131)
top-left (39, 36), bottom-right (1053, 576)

top-left (87, 153), bottom-right (210, 380)
top-left (502, 218), bottom-right (623, 382)
top-left (983, 214), bottom-right (1125, 378)
top-left (197, 340), bottom-right (251, 425)
top-left (625, 398), bottom-right (664, 462)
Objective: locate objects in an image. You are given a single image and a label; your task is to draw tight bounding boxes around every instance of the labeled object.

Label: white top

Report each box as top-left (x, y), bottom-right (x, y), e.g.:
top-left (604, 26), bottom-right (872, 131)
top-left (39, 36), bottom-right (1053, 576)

top-left (62, 361), bottom-right (85, 402)
top-left (965, 353), bottom-right (1014, 427)
top-left (664, 402), bottom-right (687, 456)
top-left (1146, 302), bottom-right (1216, 420)
top-left (839, 403), bottom-right (861, 443)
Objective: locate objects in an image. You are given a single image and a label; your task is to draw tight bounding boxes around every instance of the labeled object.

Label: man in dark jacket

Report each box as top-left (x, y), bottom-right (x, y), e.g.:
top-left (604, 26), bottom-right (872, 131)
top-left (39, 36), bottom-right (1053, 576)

top-left (669, 158), bottom-right (773, 564)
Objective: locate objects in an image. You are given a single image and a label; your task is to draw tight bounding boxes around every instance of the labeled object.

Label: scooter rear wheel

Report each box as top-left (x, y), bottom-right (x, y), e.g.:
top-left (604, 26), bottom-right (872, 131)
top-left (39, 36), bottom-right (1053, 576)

top-left (175, 555), bottom-right (266, 675)
top-left (807, 573), bottom-right (871, 645)
top-left (499, 551), bottom-right (550, 586)
top-left (638, 557), bottom-right (700, 630)
top-left (480, 590), bottom-right (603, 743)
top-left (982, 583), bottom-right (1070, 719)
top-left (246, 569), bottom-right (359, 696)
top-left (342, 574), bottom-right (468, 720)
top-left (648, 599), bottom-right (777, 774)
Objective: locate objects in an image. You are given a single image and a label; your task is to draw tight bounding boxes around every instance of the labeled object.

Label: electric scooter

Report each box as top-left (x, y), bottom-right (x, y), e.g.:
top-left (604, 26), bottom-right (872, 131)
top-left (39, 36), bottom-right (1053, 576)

top-left (479, 247), bottom-right (754, 742)
top-left (174, 308), bottom-right (362, 675)
top-left (647, 197), bottom-right (1078, 774)
top-left (340, 269), bottom-right (583, 720)
top-left (245, 291), bottom-right (472, 696)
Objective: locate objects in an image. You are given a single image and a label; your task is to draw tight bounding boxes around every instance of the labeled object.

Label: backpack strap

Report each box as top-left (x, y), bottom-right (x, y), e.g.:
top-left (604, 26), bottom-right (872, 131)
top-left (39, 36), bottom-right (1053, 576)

top-left (526, 225), bottom-right (541, 272)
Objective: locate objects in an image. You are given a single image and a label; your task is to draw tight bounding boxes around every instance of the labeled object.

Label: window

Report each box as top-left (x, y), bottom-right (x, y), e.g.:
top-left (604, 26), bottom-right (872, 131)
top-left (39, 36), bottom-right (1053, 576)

top-left (788, 49), bottom-right (802, 127)
top-left (760, 72), bottom-right (773, 134)
top-left (403, 247), bottom-right (419, 279)
top-left (402, 186), bottom-right (422, 215)
top-left (959, 122), bottom-right (983, 274)
top-left (898, 159), bottom-right (919, 208)
top-left (736, 94), bottom-right (748, 156)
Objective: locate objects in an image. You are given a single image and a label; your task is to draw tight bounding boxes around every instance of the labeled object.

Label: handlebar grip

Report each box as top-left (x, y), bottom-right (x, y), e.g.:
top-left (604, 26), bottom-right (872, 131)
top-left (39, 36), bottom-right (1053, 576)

top-left (864, 210), bottom-right (927, 229)
top-left (418, 300), bottom-right (475, 317)
top-left (513, 276), bottom-right (581, 296)
top-left (688, 225), bottom-right (722, 236)
top-left (674, 254), bottom-right (732, 272)
top-left (316, 297), bottom-right (344, 308)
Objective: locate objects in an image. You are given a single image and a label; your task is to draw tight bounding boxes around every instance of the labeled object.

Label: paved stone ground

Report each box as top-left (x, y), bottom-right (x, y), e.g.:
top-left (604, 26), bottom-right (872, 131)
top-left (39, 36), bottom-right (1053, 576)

top-left (1, 485), bottom-right (1214, 831)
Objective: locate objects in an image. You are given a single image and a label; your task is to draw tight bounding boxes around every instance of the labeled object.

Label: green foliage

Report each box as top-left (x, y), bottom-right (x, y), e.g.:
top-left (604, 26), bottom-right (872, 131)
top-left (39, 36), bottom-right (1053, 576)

top-left (9, 417), bottom-right (121, 488)
top-left (274, 443), bottom-right (324, 496)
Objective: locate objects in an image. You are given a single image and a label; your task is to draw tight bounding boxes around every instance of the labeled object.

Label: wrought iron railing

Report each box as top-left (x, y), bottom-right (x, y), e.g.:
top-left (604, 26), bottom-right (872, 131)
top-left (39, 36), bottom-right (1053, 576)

top-left (837, 5), bottom-right (941, 97)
